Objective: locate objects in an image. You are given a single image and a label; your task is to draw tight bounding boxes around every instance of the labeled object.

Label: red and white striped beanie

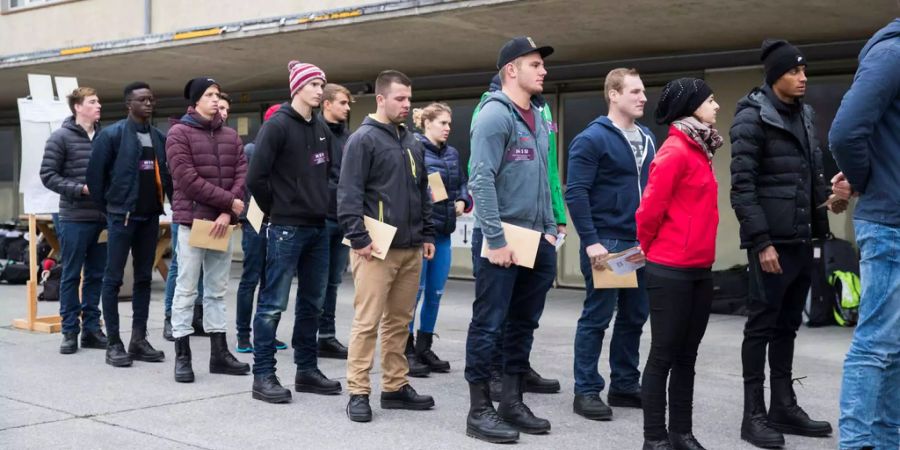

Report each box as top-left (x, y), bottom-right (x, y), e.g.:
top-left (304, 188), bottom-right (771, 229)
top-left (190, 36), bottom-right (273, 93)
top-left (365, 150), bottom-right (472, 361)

top-left (288, 60), bottom-right (326, 97)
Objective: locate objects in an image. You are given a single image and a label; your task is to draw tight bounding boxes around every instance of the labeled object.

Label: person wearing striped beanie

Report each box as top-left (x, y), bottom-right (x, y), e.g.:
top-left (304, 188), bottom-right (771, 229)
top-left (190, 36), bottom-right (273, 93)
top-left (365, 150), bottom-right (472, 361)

top-left (246, 60), bottom-right (341, 403)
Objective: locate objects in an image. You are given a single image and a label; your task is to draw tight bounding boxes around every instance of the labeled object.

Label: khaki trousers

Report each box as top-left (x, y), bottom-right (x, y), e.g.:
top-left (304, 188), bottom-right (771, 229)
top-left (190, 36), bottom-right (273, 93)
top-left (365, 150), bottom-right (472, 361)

top-left (346, 247), bottom-right (422, 395)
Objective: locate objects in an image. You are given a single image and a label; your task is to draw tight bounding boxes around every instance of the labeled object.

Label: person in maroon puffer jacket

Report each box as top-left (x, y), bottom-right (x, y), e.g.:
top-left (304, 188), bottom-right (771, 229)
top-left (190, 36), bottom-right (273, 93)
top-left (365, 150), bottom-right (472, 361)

top-left (635, 78), bottom-right (722, 450)
top-left (165, 77), bottom-right (249, 384)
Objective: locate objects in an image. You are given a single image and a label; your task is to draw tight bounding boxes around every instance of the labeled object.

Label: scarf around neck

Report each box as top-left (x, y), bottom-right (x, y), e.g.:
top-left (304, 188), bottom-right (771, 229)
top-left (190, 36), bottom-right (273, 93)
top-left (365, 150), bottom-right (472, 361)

top-left (672, 116), bottom-right (723, 160)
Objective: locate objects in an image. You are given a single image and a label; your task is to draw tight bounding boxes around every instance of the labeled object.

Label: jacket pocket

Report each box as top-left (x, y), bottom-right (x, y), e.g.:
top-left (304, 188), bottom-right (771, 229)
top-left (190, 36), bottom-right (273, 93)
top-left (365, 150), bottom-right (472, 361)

top-left (758, 187), bottom-right (797, 238)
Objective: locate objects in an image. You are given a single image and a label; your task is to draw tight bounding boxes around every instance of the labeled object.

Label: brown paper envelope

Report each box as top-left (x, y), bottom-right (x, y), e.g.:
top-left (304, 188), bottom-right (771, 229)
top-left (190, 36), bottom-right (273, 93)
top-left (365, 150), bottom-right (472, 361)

top-left (341, 216), bottom-right (398, 260)
top-left (97, 229), bottom-right (108, 244)
top-left (188, 219), bottom-right (234, 252)
top-left (247, 196), bottom-right (265, 234)
top-left (428, 172), bottom-right (449, 203)
top-left (480, 222), bottom-right (542, 269)
top-left (593, 266), bottom-right (638, 289)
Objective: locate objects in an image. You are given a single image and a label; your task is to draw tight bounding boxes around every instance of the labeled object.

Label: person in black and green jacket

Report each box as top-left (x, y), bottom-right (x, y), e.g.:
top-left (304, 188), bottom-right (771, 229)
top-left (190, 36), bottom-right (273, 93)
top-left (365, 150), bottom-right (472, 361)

top-left (469, 74), bottom-right (564, 400)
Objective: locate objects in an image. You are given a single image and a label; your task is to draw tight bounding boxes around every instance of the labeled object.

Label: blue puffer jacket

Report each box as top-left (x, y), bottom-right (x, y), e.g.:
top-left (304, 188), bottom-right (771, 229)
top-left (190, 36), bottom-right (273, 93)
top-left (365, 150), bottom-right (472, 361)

top-left (417, 133), bottom-right (471, 236)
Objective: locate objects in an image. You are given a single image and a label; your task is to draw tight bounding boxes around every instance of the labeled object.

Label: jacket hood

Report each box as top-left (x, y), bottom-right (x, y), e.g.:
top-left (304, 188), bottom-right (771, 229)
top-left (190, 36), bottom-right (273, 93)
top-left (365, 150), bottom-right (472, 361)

top-left (62, 115), bottom-right (100, 137)
top-left (361, 115), bottom-right (409, 138)
top-left (860, 18), bottom-right (900, 61)
top-left (319, 111), bottom-right (347, 135)
top-left (414, 132), bottom-right (447, 153)
top-left (588, 115), bottom-right (654, 138)
top-left (738, 86), bottom-right (811, 132)
top-left (273, 102), bottom-right (317, 126)
top-left (169, 106), bottom-right (224, 130)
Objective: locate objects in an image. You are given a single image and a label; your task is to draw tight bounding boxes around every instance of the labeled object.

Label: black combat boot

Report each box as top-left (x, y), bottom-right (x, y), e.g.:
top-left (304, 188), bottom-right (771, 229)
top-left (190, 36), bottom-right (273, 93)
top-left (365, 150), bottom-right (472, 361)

top-left (174, 336), bottom-right (194, 383)
top-left (496, 373), bottom-right (551, 434)
top-left (741, 384), bottom-right (785, 448)
top-left (466, 382), bottom-right (519, 443)
top-left (209, 333), bottom-right (250, 375)
top-left (415, 330), bottom-right (450, 373)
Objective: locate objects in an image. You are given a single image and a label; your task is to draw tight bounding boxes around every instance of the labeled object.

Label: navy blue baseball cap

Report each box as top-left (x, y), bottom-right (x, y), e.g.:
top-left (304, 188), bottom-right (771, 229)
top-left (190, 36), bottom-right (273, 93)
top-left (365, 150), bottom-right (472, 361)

top-left (497, 36), bottom-right (554, 69)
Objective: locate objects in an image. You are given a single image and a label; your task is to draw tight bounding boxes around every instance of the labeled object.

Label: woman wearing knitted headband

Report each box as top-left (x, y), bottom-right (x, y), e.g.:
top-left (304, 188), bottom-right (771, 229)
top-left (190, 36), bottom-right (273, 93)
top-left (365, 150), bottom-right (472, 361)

top-left (635, 78), bottom-right (722, 450)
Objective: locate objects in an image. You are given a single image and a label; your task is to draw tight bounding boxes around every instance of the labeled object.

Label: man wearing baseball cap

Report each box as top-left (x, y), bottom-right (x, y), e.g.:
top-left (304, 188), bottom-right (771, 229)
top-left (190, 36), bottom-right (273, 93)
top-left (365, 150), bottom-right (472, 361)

top-left (730, 39), bottom-right (837, 447)
top-left (464, 36), bottom-right (557, 443)
top-left (246, 61), bottom-right (341, 403)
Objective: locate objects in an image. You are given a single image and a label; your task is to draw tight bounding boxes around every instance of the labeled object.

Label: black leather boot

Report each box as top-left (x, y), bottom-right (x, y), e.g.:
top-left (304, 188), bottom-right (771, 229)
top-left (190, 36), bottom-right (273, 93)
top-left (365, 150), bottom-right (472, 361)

top-left (252, 374), bottom-right (292, 403)
top-left (466, 382), bottom-right (519, 443)
top-left (767, 379), bottom-right (832, 437)
top-left (497, 373), bottom-right (551, 434)
top-left (608, 389), bottom-right (643, 408)
top-left (317, 336), bottom-right (348, 359)
top-left (405, 333), bottom-right (430, 377)
top-left (209, 333), bottom-right (250, 375)
top-left (60, 332), bottom-right (78, 354)
top-left (523, 367), bottom-right (560, 393)
top-left (295, 368), bottom-right (342, 395)
top-left (347, 394), bottom-right (372, 422)
top-left (81, 329), bottom-right (108, 349)
top-left (162, 315), bottom-right (174, 342)
top-left (643, 438), bottom-right (675, 449)
top-left (741, 384), bottom-right (785, 448)
top-left (192, 303), bottom-right (208, 337)
top-left (574, 393), bottom-right (613, 421)
top-left (380, 384), bottom-right (435, 410)
top-left (174, 336), bottom-right (194, 383)
top-left (415, 330), bottom-right (450, 373)
top-left (669, 432), bottom-right (707, 450)
top-left (128, 327), bottom-right (165, 362)
top-left (105, 334), bottom-right (133, 367)
top-left (488, 367), bottom-right (503, 402)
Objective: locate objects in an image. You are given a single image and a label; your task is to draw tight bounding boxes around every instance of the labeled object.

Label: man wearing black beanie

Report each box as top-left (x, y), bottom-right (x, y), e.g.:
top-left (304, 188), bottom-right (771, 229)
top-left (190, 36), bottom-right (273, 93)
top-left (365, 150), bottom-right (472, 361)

top-left (729, 39), bottom-right (843, 448)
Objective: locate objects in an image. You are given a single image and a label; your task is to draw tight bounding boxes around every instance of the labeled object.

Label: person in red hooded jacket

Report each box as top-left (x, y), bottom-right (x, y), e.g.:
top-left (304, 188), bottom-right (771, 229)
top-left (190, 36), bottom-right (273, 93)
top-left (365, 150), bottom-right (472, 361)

top-left (635, 78), bottom-right (722, 450)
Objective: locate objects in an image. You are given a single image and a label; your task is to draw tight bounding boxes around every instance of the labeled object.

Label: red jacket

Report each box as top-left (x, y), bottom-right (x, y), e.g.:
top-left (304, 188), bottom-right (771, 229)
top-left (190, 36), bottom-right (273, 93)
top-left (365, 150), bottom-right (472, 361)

top-left (166, 108), bottom-right (247, 226)
top-left (636, 126), bottom-right (718, 268)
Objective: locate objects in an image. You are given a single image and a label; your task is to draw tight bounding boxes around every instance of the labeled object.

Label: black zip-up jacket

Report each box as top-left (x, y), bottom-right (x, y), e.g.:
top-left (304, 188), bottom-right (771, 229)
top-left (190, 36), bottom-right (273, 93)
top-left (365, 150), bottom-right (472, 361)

top-left (730, 85), bottom-right (830, 253)
top-left (321, 113), bottom-right (350, 221)
top-left (338, 116), bottom-right (434, 249)
top-left (246, 102), bottom-right (331, 227)
top-left (40, 116), bottom-right (104, 222)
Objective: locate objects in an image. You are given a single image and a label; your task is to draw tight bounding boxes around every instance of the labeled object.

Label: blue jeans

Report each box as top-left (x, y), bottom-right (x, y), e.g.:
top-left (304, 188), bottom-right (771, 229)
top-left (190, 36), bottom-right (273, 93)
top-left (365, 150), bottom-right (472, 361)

top-left (464, 236), bottom-right (557, 383)
top-left (164, 223), bottom-right (202, 318)
top-left (57, 220), bottom-right (106, 334)
top-left (411, 234), bottom-right (452, 333)
top-left (100, 214), bottom-right (158, 336)
top-left (236, 221), bottom-right (267, 340)
top-left (573, 238), bottom-right (649, 395)
top-left (839, 219), bottom-right (900, 449)
top-left (252, 225), bottom-right (329, 375)
top-left (319, 219), bottom-right (348, 339)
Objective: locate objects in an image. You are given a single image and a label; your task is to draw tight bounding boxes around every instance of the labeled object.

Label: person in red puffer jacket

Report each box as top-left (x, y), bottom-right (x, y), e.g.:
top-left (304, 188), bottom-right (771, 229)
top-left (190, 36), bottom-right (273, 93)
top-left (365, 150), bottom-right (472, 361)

top-left (635, 78), bottom-right (722, 450)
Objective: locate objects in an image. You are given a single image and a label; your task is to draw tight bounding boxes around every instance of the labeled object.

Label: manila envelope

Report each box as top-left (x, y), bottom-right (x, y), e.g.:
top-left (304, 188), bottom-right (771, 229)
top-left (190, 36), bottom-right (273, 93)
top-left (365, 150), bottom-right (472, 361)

top-left (188, 219), bottom-right (234, 252)
top-left (592, 250), bottom-right (639, 289)
top-left (341, 216), bottom-right (398, 260)
top-left (428, 172), bottom-right (449, 203)
top-left (97, 229), bottom-right (108, 244)
top-left (246, 196), bottom-right (265, 234)
top-left (480, 222), bottom-right (541, 269)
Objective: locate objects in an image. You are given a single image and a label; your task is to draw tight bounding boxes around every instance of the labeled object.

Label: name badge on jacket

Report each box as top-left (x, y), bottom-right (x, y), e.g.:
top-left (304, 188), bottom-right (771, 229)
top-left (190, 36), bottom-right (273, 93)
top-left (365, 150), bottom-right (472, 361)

top-left (505, 147), bottom-right (535, 162)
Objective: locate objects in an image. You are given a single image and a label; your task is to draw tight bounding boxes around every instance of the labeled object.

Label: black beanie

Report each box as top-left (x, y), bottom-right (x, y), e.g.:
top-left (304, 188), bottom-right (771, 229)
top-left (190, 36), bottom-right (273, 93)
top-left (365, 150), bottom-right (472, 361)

top-left (183, 77), bottom-right (219, 105)
top-left (761, 39), bottom-right (806, 86)
top-left (655, 78), bottom-right (713, 125)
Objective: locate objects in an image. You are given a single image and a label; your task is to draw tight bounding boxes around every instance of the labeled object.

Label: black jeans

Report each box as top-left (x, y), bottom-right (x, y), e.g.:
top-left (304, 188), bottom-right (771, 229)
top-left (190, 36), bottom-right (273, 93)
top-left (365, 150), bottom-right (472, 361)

top-left (101, 214), bottom-right (159, 337)
top-left (742, 244), bottom-right (812, 387)
top-left (464, 237), bottom-right (556, 383)
top-left (641, 263), bottom-right (712, 440)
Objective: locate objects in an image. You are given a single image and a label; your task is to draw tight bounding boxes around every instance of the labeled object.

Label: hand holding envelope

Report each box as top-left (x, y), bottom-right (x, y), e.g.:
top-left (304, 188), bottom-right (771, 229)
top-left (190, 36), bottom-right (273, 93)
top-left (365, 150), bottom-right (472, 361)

top-left (189, 218), bottom-right (235, 252)
top-left (592, 246), bottom-right (645, 289)
top-left (341, 216), bottom-right (397, 261)
top-left (480, 222), bottom-right (541, 269)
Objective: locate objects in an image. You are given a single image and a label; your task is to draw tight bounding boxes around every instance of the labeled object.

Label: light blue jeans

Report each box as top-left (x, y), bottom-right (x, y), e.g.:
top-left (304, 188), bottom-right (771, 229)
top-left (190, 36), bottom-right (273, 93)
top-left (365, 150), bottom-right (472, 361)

top-left (171, 226), bottom-right (234, 339)
top-left (839, 219), bottom-right (900, 449)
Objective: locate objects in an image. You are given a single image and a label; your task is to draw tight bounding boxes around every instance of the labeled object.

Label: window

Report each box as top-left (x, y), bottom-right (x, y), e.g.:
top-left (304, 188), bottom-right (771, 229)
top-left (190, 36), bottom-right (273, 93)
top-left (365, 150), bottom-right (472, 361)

top-left (2, 0), bottom-right (74, 13)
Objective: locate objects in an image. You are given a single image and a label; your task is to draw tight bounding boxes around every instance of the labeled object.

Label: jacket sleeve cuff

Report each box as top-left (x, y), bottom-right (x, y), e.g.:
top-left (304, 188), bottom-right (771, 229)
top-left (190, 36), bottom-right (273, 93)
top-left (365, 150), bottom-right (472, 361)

top-left (750, 234), bottom-right (773, 254)
top-left (423, 235), bottom-right (435, 244)
top-left (351, 235), bottom-right (372, 250)
top-left (485, 235), bottom-right (508, 250)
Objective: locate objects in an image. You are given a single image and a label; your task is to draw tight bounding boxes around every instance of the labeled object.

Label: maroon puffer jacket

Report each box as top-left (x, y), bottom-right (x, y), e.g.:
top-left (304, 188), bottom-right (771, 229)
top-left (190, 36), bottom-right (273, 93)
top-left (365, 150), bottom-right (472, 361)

top-left (166, 107), bottom-right (247, 226)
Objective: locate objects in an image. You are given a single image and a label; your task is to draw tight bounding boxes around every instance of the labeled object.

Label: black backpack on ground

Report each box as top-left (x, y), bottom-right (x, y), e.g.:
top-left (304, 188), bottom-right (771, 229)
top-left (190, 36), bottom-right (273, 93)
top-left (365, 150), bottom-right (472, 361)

top-left (806, 237), bottom-right (860, 327)
top-left (711, 265), bottom-right (750, 316)
top-left (0, 260), bottom-right (31, 285)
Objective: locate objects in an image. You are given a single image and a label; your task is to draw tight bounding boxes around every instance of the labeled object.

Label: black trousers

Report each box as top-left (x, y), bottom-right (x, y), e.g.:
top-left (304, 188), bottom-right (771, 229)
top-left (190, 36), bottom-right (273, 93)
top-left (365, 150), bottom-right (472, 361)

top-left (741, 244), bottom-right (813, 388)
top-left (641, 263), bottom-right (713, 439)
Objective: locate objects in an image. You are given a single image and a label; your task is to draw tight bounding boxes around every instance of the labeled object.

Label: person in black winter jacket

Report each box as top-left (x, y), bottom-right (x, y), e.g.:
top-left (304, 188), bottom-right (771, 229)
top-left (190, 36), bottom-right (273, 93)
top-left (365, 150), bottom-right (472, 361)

top-left (406, 102), bottom-right (471, 377)
top-left (40, 87), bottom-right (108, 355)
top-left (729, 39), bottom-right (843, 449)
top-left (317, 83), bottom-right (353, 360)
